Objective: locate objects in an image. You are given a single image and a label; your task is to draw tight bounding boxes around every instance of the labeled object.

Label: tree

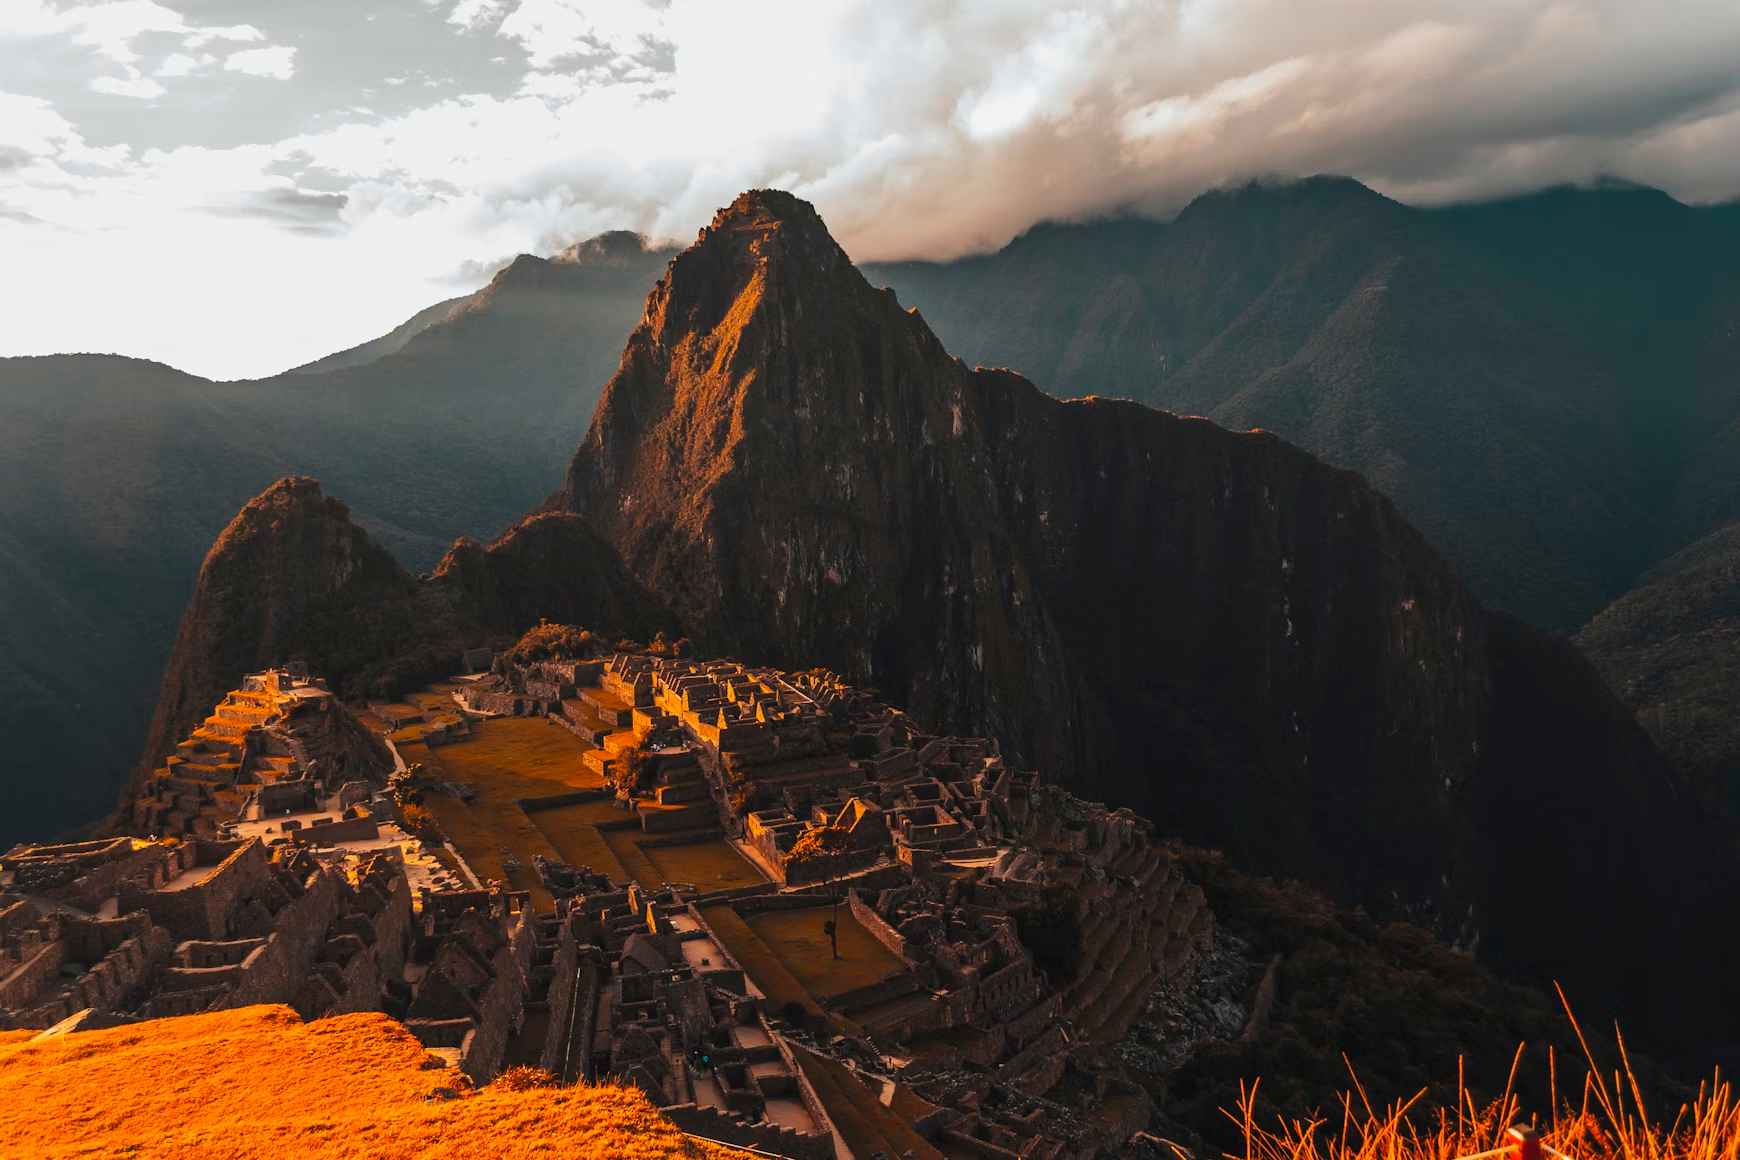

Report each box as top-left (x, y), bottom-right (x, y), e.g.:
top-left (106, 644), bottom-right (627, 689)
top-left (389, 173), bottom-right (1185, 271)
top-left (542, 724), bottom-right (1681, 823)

top-left (400, 802), bottom-right (438, 839)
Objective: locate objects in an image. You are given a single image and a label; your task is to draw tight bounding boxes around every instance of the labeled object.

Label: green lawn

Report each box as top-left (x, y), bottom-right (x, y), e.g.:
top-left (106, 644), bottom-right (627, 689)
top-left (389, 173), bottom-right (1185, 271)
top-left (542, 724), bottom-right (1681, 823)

top-left (744, 905), bottom-right (906, 1000)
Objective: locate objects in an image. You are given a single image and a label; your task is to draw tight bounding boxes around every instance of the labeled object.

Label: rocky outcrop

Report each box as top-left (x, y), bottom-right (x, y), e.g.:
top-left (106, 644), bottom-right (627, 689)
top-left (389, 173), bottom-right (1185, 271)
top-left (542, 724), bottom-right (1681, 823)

top-left (132, 478), bottom-right (424, 803)
top-left (132, 485), bottom-right (673, 815)
top-left (429, 511), bottom-right (670, 637)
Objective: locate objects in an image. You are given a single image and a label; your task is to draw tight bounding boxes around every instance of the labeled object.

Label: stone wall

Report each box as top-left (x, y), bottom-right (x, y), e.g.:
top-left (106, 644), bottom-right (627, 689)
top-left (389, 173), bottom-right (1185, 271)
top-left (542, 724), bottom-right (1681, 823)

top-left (56, 845), bottom-right (181, 913)
top-left (2, 917), bottom-right (174, 1030)
top-left (976, 956), bottom-right (1039, 1023)
top-left (847, 889), bottom-right (909, 960)
top-left (123, 840), bottom-right (270, 941)
top-left (782, 845), bottom-right (879, 886)
top-left (458, 910), bottom-right (536, 1084)
top-left (213, 866), bottom-right (342, 1012)
top-left (538, 920), bottom-right (580, 1075)
top-left (661, 1104), bottom-right (833, 1160)
top-left (0, 935), bottom-right (63, 1012)
top-left (288, 817), bottom-right (380, 846)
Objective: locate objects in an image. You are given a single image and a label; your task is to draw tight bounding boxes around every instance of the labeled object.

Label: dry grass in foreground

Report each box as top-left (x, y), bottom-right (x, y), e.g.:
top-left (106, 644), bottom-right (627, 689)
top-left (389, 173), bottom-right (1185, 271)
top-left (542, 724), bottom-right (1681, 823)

top-left (0, 1005), bottom-right (741, 1159)
top-left (1227, 989), bottom-right (1740, 1160)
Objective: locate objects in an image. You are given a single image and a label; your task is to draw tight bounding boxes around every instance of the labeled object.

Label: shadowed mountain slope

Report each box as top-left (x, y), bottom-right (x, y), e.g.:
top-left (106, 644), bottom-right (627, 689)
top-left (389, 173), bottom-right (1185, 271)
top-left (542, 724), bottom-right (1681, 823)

top-left (13, 183), bottom-right (1740, 846)
top-left (1579, 520), bottom-right (1740, 819)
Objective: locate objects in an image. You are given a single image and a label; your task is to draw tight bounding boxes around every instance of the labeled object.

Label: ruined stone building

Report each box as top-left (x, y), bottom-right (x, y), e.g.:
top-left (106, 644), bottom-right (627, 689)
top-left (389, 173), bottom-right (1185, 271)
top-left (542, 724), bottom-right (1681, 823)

top-left (458, 647), bottom-right (1218, 1157)
top-left (0, 834), bottom-right (410, 1031)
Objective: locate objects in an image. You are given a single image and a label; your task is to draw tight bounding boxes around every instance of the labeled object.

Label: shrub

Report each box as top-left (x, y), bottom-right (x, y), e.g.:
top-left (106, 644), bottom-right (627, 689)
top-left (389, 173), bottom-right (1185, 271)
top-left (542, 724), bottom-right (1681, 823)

top-left (1234, 996), bottom-right (1738, 1160)
top-left (400, 803), bottom-right (439, 839)
top-left (785, 824), bottom-right (852, 869)
top-left (505, 621), bottom-right (597, 665)
top-left (492, 1066), bottom-right (556, 1092)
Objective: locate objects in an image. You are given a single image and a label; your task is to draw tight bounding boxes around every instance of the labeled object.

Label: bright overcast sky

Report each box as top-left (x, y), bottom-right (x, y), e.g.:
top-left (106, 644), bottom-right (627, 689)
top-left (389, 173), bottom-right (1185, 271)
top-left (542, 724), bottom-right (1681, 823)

top-left (4, 0), bottom-right (1740, 380)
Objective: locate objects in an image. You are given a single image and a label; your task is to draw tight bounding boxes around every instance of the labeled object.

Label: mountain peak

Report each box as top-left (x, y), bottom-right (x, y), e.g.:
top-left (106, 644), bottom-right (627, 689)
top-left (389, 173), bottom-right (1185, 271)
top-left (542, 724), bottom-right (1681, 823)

top-left (621, 187), bottom-right (862, 360)
top-left (1175, 173), bottom-right (1397, 225)
top-left (132, 474), bottom-right (420, 808)
top-left (210, 475), bottom-right (345, 552)
top-left (683, 188), bottom-right (851, 282)
top-left (551, 229), bottom-right (656, 267)
top-left (712, 188), bottom-right (829, 233)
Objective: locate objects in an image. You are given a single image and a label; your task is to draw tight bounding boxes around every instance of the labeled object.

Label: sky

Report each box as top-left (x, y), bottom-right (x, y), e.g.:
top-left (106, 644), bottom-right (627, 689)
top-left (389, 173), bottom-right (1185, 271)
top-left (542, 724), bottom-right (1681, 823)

top-left (4, 1), bottom-right (1740, 380)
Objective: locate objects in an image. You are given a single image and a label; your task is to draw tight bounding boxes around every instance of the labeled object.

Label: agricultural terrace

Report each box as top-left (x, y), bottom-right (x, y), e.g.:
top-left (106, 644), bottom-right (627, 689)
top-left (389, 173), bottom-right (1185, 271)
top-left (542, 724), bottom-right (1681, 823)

top-left (605, 831), bottom-right (766, 894)
top-left (397, 715), bottom-right (598, 908)
top-left (697, 904), bottom-right (825, 1020)
top-left (358, 684), bottom-right (469, 743)
top-left (524, 797), bottom-right (634, 883)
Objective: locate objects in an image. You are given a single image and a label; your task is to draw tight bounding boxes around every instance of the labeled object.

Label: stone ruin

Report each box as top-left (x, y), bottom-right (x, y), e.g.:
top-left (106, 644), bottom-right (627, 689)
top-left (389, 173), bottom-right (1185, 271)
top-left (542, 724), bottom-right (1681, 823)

top-left (0, 834), bottom-right (410, 1032)
top-left (132, 668), bottom-right (391, 839)
top-left (0, 648), bottom-right (1227, 1156)
top-left (452, 647), bottom-right (1219, 1157)
top-left (552, 881), bottom-right (837, 1160)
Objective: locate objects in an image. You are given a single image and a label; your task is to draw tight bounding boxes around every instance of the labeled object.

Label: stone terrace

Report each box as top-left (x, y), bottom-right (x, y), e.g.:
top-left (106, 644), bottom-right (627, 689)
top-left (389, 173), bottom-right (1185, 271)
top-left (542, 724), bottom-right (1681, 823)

top-left (132, 667), bottom-right (390, 840)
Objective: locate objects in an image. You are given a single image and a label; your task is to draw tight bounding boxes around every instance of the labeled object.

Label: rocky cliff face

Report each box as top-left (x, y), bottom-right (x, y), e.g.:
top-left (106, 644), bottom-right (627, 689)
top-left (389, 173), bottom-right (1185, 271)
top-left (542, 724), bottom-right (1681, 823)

top-left (429, 511), bottom-right (671, 636)
top-left (556, 190), bottom-right (1736, 1053)
top-left (870, 181), bottom-right (1740, 634)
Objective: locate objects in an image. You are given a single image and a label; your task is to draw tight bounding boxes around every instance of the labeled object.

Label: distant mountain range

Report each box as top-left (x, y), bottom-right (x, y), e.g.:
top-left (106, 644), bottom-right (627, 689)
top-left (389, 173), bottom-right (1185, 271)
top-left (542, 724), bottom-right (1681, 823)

top-left (5, 178), bottom-right (1740, 855)
top-left (869, 178), bottom-right (1740, 631)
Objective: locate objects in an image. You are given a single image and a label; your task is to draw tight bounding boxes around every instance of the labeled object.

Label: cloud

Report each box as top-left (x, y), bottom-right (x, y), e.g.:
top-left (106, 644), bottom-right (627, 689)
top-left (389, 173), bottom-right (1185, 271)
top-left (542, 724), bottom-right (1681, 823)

top-left (480, 0), bottom-right (669, 68)
top-left (185, 24), bottom-right (263, 49)
top-left (2, 2), bottom-right (278, 104)
top-left (154, 51), bottom-right (206, 78)
top-left (0, 91), bottom-right (82, 154)
top-left (224, 44), bottom-right (295, 79)
top-left (6, 0), bottom-right (1740, 380)
top-left (449, 0), bottom-right (512, 32)
top-left (203, 186), bottom-right (349, 234)
top-left (90, 71), bottom-right (165, 99)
